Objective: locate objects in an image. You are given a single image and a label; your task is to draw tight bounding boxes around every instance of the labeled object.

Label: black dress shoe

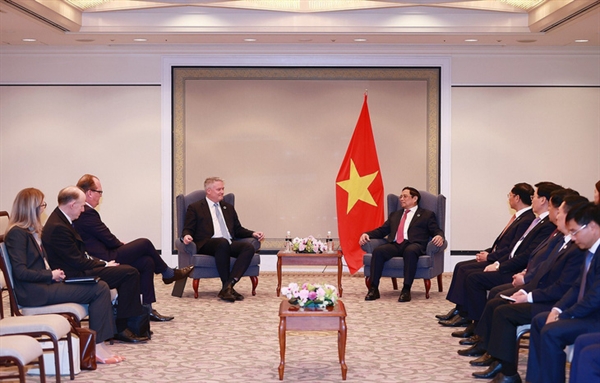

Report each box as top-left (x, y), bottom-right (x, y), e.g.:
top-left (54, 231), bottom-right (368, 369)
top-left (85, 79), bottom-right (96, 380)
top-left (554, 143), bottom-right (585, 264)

top-left (470, 352), bottom-right (495, 366)
top-left (472, 360), bottom-right (502, 379)
top-left (452, 323), bottom-right (476, 338)
top-left (163, 265), bottom-right (194, 285)
top-left (231, 288), bottom-right (244, 301)
top-left (365, 287), bottom-right (380, 301)
top-left (490, 373), bottom-right (522, 383)
top-left (457, 343), bottom-right (486, 357)
top-left (398, 289), bottom-right (411, 302)
top-left (460, 335), bottom-right (481, 345)
top-left (439, 315), bottom-right (472, 327)
top-left (149, 309), bottom-right (174, 322)
top-left (218, 284), bottom-right (236, 302)
top-left (113, 328), bottom-right (149, 343)
top-left (435, 307), bottom-right (459, 320)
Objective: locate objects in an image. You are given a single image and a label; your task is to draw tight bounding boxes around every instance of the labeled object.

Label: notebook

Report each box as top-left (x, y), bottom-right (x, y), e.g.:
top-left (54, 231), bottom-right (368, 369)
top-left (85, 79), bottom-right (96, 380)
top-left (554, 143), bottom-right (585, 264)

top-left (64, 276), bottom-right (100, 284)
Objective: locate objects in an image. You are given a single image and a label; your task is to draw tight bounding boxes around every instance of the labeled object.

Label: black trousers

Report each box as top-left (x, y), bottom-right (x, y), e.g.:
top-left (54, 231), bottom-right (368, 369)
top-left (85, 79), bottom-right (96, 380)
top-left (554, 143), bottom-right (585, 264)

top-left (114, 238), bottom-right (168, 304)
top-left (445, 259), bottom-right (488, 307)
top-left (369, 241), bottom-right (424, 289)
top-left (198, 238), bottom-right (254, 286)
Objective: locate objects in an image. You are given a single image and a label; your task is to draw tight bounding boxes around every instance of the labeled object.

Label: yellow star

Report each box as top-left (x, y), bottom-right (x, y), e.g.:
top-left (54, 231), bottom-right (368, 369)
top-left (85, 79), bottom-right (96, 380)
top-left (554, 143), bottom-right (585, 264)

top-left (336, 159), bottom-right (379, 214)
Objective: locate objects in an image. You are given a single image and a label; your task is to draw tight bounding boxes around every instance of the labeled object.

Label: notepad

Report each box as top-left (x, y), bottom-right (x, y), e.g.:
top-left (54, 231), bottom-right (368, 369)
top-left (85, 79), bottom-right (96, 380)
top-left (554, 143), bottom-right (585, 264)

top-left (64, 276), bottom-right (100, 284)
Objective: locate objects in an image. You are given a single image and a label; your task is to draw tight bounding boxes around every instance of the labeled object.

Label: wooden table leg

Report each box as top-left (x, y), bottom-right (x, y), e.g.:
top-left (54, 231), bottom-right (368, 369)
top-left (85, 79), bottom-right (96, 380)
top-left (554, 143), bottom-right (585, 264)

top-left (276, 256), bottom-right (282, 297)
top-left (339, 317), bottom-right (348, 380)
top-left (278, 317), bottom-right (286, 380)
top-left (337, 256), bottom-right (343, 297)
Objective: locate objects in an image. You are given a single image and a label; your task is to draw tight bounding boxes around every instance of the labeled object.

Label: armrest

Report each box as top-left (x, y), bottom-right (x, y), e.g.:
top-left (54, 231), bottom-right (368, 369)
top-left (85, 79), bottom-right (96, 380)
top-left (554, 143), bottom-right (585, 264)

top-left (426, 239), bottom-right (448, 256)
top-left (175, 238), bottom-right (196, 268)
top-left (361, 238), bottom-right (387, 254)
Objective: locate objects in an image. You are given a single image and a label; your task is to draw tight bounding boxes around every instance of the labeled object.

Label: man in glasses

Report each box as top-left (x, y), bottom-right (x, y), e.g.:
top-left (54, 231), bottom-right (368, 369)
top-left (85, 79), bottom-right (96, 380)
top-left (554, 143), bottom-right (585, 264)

top-left (526, 201), bottom-right (600, 383)
top-left (74, 174), bottom-right (193, 322)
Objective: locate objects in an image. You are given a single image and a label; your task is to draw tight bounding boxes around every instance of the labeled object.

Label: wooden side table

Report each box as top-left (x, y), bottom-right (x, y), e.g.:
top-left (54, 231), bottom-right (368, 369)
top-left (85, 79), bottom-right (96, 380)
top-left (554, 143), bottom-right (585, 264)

top-left (276, 251), bottom-right (343, 297)
top-left (278, 300), bottom-right (347, 380)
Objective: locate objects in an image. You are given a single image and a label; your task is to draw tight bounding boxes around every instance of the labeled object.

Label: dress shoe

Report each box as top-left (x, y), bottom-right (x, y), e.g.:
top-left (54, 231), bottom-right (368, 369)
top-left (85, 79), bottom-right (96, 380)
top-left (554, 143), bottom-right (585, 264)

top-left (435, 307), bottom-right (459, 320)
top-left (470, 352), bottom-right (495, 366)
top-left (398, 289), bottom-right (411, 302)
top-left (439, 315), bottom-right (472, 327)
top-left (460, 335), bottom-right (481, 345)
top-left (218, 284), bottom-right (236, 302)
top-left (457, 343), bottom-right (486, 357)
top-left (231, 288), bottom-right (244, 301)
top-left (452, 323), bottom-right (476, 338)
top-left (149, 309), bottom-right (174, 322)
top-left (113, 328), bottom-right (149, 343)
top-left (472, 360), bottom-right (502, 379)
top-left (163, 265), bottom-right (194, 285)
top-left (364, 287), bottom-right (380, 301)
top-left (490, 373), bottom-right (522, 383)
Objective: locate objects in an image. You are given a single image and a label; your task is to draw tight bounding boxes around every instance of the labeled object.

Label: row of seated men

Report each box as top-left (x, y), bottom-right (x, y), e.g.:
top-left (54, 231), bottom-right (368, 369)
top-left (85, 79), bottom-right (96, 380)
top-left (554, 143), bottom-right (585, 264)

top-left (433, 181), bottom-right (600, 383)
top-left (3, 174), bottom-right (195, 364)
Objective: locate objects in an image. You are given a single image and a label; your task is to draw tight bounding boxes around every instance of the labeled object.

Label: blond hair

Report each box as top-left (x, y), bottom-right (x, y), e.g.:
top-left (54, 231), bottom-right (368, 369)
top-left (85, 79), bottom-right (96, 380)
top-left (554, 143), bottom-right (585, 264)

top-left (7, 188), bottom-right (45, 236)
top-left (204, 177), bottom-right (224, 190)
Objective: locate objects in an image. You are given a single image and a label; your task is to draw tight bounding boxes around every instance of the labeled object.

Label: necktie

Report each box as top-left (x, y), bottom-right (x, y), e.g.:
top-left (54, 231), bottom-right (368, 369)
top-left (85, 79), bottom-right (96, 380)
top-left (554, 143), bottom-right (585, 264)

top-left (577, 250), bottom-right (595, 302)
top-left (521, 217), bottom-right (541, 240)
top-left (396, 209), bottom-right (410, 244)
top-left (214, 203), bottom-right (231, 244)
top-left (492, 214), bottom-right (517, 252)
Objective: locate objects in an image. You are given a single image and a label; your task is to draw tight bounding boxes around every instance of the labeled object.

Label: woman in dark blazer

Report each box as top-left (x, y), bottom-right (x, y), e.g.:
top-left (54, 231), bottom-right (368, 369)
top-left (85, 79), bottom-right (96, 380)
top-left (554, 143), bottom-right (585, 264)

top-left (4, 188), bottom-right (123, 364)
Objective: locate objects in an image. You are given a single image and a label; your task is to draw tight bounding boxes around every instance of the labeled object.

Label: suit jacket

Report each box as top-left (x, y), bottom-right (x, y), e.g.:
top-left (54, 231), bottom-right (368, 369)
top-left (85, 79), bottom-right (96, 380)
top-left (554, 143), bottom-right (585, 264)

top-left (4, 226), bottom-right (54, 307)
top-left (487, 209), bottom-right (536, 263)
top-left (524, 238), bottom-right (586, 315)
top-left (497, 215), bottom-right (556, 274)
top-left (557, 245), bottom-right (600, 320)
top-left (42, 207), bottom-right (106, 277)
top-left (73, 205), bottom-right (122, 261)
top-left (182, 198), bottom-right (255, 250)
top-left (365, 206), bottom-right (444, 251)
top-left (523, 230), bottom-right (562, 284)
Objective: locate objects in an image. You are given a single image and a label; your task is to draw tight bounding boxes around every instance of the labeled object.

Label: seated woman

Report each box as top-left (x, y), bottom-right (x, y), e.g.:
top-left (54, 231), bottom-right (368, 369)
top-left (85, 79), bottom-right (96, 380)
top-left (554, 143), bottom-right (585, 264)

top-left (4, 188), bottom-right (124, 364)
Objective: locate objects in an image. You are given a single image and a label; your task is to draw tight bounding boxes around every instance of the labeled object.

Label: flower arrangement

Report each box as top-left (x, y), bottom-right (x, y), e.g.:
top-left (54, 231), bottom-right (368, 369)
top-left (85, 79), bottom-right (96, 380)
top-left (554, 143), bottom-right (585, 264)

top-left (281, 282), bottom-right (338, 308)
top-left (291, 235), bottom-right (327, 254)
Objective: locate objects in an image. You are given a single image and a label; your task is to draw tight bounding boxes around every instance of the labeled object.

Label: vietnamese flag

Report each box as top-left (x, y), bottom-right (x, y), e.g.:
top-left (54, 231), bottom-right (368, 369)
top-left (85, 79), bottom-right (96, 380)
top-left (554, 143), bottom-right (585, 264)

top-left (336, 94), bottom-right (384, 274)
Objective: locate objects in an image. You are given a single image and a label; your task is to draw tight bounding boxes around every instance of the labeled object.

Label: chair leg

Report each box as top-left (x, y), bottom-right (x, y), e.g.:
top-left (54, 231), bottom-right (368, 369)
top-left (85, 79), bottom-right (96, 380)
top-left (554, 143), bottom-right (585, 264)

top-left (391, 278), bottom-right (398, 290)
top-left (39, 354), bottom-right (46, 383)
top-left (249, 276), bottom-right (258, 296)
top-left (192, 278), bottom-right (200, 299)
top-left (424, 279), bottom-right (431, 299)
top-left (364, 277), bottom-right (371, 290)
top-left (437, 274), bottom-right (443, 292)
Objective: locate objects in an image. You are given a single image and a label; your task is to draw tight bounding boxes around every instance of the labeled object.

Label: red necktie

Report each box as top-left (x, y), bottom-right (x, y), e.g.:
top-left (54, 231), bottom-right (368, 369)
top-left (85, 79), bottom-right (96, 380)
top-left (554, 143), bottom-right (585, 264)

top-left (396, 209), bottom-right (410, 244)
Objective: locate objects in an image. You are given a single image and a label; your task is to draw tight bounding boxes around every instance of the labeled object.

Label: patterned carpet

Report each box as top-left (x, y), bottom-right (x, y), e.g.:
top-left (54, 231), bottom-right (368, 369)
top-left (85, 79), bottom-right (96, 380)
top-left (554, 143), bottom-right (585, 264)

top-left (2, 272), bottom-right (532, 383)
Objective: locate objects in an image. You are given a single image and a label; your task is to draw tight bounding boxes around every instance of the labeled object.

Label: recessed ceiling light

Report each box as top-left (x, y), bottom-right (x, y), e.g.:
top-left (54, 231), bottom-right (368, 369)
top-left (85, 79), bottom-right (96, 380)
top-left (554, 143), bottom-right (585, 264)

top-left (354, 38), bottom-right (367, 42)
top-left (575, 39), bottom-right (589, 43)
top-left (244, 38), bottom-right (257, 42)
top-left (133, 38), bottom-right (147, 42)
top-left (465, 39), bottom-right (478, 42)
top-left (22, 38), bottom-right (36, 42)
top-left (76, 39), bottom-right (95, 42)
top-left (517, 39), bottom-right (537, 43)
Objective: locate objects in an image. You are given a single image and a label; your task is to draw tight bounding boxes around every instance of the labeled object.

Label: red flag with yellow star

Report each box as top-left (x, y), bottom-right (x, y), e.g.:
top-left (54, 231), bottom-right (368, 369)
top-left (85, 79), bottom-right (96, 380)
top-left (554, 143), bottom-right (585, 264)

top-left (336, 94), bottom-right (384, 274)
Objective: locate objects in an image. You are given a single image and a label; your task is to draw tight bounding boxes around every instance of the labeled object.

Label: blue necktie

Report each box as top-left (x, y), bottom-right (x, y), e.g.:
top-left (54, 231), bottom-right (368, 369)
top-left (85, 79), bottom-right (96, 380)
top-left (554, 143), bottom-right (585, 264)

top-left (214, 203), bottom-right (231, 244)
top-left (578, 250), bottom-right (594, 302)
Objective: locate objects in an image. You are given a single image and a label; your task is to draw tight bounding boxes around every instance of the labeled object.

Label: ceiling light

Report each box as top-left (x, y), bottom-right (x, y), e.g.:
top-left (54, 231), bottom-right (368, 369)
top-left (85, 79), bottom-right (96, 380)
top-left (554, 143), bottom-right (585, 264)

top-left (244, 38), bottom-right (257, 42)
top-left (575, 39), bottom-right (589, 43)
top-left (22, 38), bottom-right (36, 42)
top-left (65, 0), bottom-right (111, 10)
top-left (354, 38), bottom-right (367, 42)
top-left (133, 38), bottom-right (147, 42)
top-left (516, 39), bottom-right (537, 43)
top-left (495, 0), bottom-right (545, 10)
top-left (465, 39), bottom-right (478, 42)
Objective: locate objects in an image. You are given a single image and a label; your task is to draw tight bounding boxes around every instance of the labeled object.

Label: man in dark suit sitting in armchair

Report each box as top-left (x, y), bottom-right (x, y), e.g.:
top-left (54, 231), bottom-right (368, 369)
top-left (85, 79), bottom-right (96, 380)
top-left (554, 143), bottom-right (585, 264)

top-left (181, 177), bottom-right (264, 303)
top-left (359, 186), bottom-right (444, 302)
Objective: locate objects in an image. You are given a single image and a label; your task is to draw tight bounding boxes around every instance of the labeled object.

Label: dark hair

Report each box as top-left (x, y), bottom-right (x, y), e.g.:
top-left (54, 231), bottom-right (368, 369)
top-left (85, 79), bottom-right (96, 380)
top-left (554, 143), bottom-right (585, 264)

top-left (512, 183), bottom-right (534, 206)
top-left (549, 188), bottom-right (579, 208)
top-left (596, 180), bottom-right (600, 194)
top-left (562, 195), bottom-right (589, 215)
top-left (566, 202), bottom-right (600, 227)
top-left (535, 182), bottom-right (563, 201)
top-left (402, 187), bottom-right (421, 204)
top-left (76, 174), bottom-right (98, 193)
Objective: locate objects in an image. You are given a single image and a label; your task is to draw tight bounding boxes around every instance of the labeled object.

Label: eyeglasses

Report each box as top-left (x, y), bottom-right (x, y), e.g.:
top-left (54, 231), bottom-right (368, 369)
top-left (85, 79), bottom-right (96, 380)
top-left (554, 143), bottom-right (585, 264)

top-left (90, 189), bottom-right (103, 195)
top-left (38, 202), bottom-right (47, 209)
top-left (569, 224), bottom-right (587, 237)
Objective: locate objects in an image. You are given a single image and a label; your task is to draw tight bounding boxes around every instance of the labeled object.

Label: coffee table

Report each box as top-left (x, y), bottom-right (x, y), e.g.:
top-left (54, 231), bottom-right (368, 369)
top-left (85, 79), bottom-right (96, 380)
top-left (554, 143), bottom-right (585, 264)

top-left (278, 300), bottom-right (348, 380)
top-left (276, 251), bottom-right (343, 297)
